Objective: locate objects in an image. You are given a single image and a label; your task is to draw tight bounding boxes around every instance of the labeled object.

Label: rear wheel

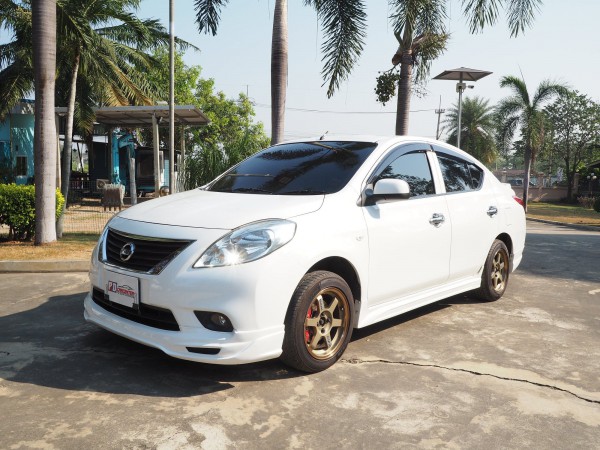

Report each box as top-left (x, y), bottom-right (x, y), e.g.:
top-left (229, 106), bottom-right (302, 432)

top-left (280, 271), bottom-right (354, 372)
top-left (475, 239), bottom-right (510, 301)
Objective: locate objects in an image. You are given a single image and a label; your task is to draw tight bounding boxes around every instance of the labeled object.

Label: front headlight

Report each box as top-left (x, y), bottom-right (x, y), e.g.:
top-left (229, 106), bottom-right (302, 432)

top-left (96, 224), bottom-right (110, 263)
top-left (194, 219), bottom-right (296, 268)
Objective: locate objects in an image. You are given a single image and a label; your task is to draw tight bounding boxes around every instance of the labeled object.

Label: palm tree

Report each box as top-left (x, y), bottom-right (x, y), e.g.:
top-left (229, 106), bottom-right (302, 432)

top-left (31, 0), bottom-right (57, 244)
top-left (270, 0), bottom-right (287, 145)
top-left (383, 0), bottom-right (543, 136)
top-left (194, 0), bottom-right (367, 144)
top-left (387, 0), bottom-right (448, 135)
top-left (0, 1), bottom-right (34, 120)
top-left (444, 96), bottom-right (497, 166)
top-left (496, 76), bottom-right (566, 211)
top-left (54, 0), bottom-right (191, 231)
top-left (2, 0), bottom-right (195, 234)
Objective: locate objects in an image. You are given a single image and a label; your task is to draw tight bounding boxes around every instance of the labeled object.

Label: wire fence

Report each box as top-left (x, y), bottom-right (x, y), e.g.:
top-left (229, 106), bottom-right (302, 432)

top-left (62, 198), bottom-right (120, 235)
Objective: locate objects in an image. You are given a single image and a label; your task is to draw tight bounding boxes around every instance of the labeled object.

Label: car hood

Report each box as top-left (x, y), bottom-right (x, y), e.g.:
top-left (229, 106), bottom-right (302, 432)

top-left (117, 189), bottom-right (325, 229)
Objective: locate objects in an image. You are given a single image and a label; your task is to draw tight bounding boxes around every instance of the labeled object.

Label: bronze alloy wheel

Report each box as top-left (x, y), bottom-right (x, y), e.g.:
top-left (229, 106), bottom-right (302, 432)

top-left (476, 239), bottom-right (511, 302)
top-left (303, 287), bottom-right (351, 360)
top-left (491, 247), bottom-right (509, 293)
top-left (281, 270), bottom-right (355, 372)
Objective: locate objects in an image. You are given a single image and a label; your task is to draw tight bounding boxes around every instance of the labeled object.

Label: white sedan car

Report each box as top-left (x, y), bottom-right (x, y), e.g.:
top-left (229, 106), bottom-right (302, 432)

top-left (85, 136), bottom-right (525, 372)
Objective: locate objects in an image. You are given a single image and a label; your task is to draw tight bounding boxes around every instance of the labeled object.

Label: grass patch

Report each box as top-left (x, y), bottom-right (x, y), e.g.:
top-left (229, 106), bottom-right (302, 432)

top-left (527, 202), bottom-right (600, 227)
top-left (0, 233), bottom-right (98, 261)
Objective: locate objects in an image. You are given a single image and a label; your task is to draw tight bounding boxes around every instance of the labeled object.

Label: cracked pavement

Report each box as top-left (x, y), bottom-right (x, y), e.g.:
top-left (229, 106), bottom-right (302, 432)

top-left (1, 221), bottom-right (599, 449)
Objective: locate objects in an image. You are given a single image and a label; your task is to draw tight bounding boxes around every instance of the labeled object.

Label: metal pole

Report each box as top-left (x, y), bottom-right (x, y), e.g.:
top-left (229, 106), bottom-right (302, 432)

top-left (457, 74), bottom-right (463, 149)
top-left (152, 114), bottom-right (160, 194)
top-left (168, 0), bottom-right (175, 194)
top-left (180, 126), bottom-right (185, 191)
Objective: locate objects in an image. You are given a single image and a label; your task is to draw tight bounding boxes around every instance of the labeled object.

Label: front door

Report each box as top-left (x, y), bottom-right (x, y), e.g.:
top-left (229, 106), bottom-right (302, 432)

top-left (363, 148), bottom-right (451, 307)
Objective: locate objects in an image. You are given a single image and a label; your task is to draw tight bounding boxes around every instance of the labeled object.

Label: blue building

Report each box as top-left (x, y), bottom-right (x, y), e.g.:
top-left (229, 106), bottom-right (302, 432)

top-left (0, 100), bottom-right (35, 185)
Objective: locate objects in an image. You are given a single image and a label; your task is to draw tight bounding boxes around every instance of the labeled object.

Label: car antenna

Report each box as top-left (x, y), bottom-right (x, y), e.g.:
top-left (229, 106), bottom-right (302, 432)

top-left (319, 131), bottom-right (328, 141)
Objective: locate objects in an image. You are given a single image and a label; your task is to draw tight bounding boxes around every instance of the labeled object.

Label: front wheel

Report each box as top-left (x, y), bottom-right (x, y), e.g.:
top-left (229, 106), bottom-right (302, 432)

top-left (280, 271), bottom-right (354, 373)
top-left (475, 239), bottom-right (510, 301)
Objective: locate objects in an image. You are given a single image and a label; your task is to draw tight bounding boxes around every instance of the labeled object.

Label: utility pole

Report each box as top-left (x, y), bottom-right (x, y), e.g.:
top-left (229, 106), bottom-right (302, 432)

top-left (168, 0), bottom-right (175, 194)
top-left (435, 96), bottom-right (445, 140)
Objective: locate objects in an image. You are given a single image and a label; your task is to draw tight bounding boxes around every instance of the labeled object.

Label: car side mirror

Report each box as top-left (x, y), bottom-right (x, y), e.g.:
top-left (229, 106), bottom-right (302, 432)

top-left (364, 179), bottom-right (411, 205)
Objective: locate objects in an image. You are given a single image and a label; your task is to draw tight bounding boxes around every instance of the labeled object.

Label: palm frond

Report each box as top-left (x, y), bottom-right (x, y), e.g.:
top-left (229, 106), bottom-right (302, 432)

top-left (412, 31), bottom-right (448, 83)
top-left (499, 75), bottom-right (530, 105)
top-left (194, 0), bottom-right (229, 36)
top-left (531, 80), bottom-right (568, 109)
top-left (0, 62), bottom-right (34, 120)
top-left (495, 96), bottom-right (525, 122)
top-left (315, 0), bottom-right (368, 98)
top-left (461, 0), bottom-right (500, 34)
top-left (505, 0), bottom-right (542, 37)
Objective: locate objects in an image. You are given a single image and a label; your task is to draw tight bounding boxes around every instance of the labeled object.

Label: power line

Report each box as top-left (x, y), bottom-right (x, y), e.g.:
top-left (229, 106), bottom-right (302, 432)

top-left (253, 103), bottom-right (436, 115)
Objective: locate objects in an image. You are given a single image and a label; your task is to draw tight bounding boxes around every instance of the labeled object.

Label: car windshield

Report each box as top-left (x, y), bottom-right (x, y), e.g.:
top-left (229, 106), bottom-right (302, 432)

top-left (207, 141), bottom-right (377, 195)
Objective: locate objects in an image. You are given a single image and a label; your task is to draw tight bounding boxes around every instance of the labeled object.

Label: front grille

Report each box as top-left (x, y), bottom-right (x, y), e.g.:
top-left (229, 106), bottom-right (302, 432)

top-left (92, 287), bottom-right (180, 331)
top-left (105, 229), bottom-right (192, 274)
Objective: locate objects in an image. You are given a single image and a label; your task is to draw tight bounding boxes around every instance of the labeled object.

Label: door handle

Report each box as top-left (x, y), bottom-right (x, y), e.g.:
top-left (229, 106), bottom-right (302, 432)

top-left (429, 213), bottom-right (445, 227)
top-left (487, 206), bottom-right (498, 217)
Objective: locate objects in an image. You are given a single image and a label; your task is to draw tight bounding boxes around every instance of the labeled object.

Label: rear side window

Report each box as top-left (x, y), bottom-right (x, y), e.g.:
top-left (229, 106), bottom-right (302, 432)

top-left (467, 163), bottom-right (484, 189)
top-left (377, 152), bottom-right (434, 197)
top-left (438, 154), bottom-right (484, 192)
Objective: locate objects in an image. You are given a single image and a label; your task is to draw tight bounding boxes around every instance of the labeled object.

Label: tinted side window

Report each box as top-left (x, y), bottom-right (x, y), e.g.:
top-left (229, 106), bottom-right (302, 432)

top-left (377, 152), bottom-right (434, 197)
top-left (467, 163), bottom-right (484, 189)
top-left (438, 155), bottom-right (472, 193)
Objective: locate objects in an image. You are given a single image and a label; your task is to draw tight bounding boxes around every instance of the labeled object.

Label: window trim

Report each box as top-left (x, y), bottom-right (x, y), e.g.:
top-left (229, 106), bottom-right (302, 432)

top-left (432, 147), bottom-right (486, 194)
top-left (360, 143), bottom-right (439, 205)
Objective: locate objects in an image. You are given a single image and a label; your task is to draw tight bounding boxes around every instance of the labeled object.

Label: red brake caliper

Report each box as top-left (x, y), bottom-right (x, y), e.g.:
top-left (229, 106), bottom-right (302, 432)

top-left (305, 308), bottom-right (313, 343)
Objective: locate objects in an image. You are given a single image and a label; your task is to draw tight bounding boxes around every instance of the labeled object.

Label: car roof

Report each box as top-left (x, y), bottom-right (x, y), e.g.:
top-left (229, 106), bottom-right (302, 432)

top-left (276, 135), bottom-right (481, 165)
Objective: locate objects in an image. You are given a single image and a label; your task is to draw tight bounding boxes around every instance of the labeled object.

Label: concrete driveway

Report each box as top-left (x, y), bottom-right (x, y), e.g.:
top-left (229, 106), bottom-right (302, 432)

top-left (1, 221), bottom-right (599, 449)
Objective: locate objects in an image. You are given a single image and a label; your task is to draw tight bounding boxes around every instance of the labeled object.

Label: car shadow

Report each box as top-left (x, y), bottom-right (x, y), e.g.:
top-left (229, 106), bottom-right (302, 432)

top-left (1, 289), bottom-right (488, 398)
top-left (0, 292), bottom-right (300, 398)
top-left (351, 293), bottom-right (484, 341)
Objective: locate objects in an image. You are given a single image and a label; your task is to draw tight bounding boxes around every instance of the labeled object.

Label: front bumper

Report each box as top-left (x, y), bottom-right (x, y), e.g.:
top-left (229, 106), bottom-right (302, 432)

top-left (84, 292), bottom-right (285, 364)
top-left (84, 217), bottom-right (308, 365)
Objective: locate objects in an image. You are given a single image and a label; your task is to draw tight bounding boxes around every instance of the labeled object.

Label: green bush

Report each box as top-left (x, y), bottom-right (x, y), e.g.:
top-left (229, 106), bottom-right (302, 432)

top-left (594, 197), bottom-right (600, 213)
top-left (0, 183), bottom-right (64, 240)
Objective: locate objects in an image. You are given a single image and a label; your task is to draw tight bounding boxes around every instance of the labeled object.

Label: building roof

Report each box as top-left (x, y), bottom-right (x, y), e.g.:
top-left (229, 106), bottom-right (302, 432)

top-left (55, 105), bottom-right (209, 127)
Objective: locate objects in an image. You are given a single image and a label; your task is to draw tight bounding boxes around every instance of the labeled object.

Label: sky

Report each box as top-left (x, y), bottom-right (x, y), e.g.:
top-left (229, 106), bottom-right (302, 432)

top-left (136, 0), bottom-right (600, 142)
top-left (3, 1), bottom-right (599, 142)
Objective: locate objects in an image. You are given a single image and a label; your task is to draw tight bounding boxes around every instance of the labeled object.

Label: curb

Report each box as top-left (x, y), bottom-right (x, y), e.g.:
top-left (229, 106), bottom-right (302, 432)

top-left (526, 217), bottom-right (600, 232)
top-left (0, 260), bottom-right (90, 273)
top-left (1, 220), bottom-right (596, 273)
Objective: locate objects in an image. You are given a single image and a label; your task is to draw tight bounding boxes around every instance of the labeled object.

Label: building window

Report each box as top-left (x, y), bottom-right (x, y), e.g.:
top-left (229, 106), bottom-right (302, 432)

top-left (16, 155), bottom-right (27, 176)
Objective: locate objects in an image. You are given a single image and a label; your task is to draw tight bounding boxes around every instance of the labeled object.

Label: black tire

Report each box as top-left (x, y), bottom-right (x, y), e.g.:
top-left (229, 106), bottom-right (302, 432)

top-left (475, 239), bottom-right (510, 301)
top-left (280, 271), bottom-right (354, 373)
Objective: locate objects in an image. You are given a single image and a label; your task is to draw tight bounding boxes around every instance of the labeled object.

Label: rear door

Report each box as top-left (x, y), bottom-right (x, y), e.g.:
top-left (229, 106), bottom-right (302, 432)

top-left (433, 146), bottom-right (500, 281)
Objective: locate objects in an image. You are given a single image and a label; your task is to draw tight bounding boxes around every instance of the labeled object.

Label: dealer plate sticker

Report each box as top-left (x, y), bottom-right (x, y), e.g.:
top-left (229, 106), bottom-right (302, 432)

top-left (106, 271), bottom-right (139, 309)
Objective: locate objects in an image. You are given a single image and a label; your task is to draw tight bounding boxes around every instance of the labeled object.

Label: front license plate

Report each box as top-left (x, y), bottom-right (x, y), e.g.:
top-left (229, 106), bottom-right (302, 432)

top-left (106, 271), bottom-right (139, 309)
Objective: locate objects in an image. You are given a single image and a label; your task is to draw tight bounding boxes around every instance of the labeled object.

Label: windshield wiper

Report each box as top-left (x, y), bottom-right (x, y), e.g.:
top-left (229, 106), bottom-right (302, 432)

top-left (231, 187), bottom-right (273, 194)
top-left (227, 173), bottom-right (272, 177)
top-left (281, 189), bottom-right (326, 195)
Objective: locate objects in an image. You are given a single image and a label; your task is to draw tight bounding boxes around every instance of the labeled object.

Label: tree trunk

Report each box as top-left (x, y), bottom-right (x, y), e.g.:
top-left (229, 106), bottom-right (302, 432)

top-left (395, 51), bottom-right (413, 135)
top-left (128, 146), bottom-right (137, 206)
top-left (270, 0), bottom-right (288, 145)
top-left (56, 50), bottom-right (80, 238)
top-left (522, 144), bottom-right (532, 212)
top-left (32, 0), bottom-right (57, 245)
top-left (564, 139), bottom-right (573, 202)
